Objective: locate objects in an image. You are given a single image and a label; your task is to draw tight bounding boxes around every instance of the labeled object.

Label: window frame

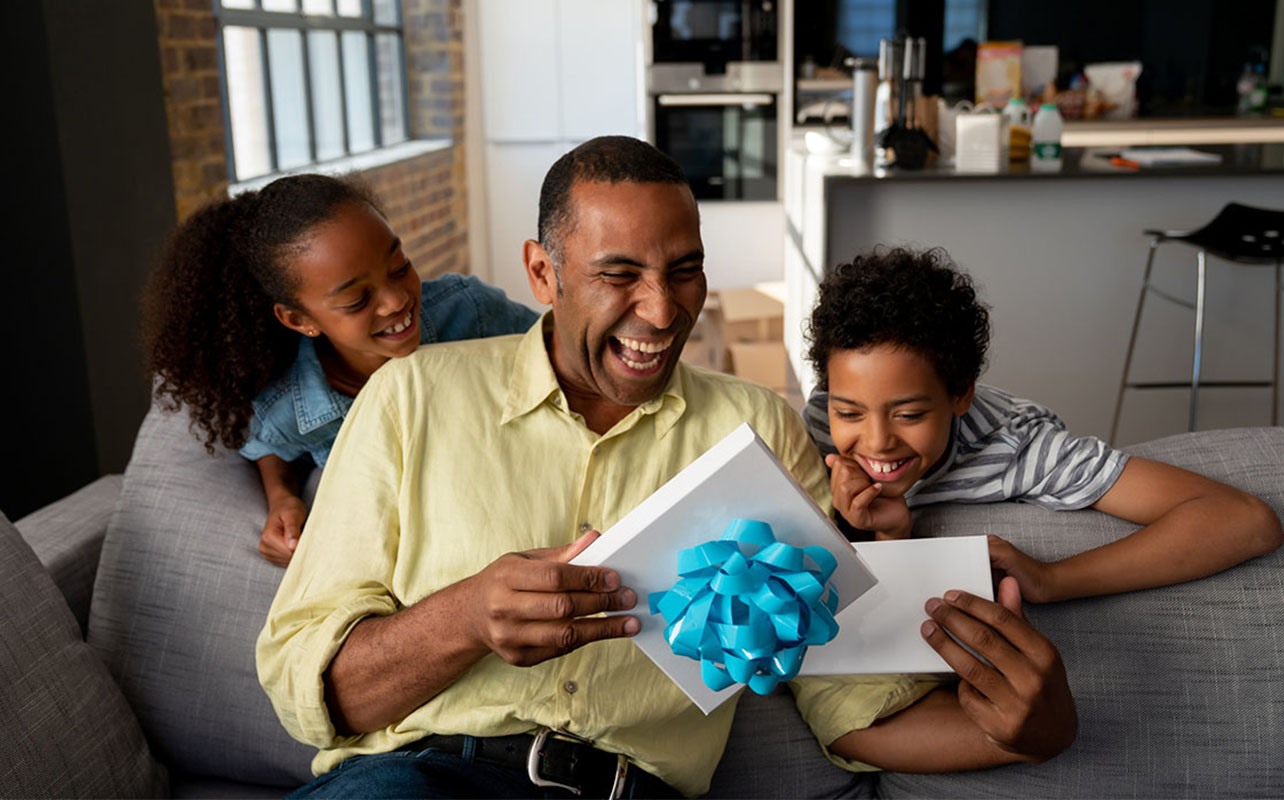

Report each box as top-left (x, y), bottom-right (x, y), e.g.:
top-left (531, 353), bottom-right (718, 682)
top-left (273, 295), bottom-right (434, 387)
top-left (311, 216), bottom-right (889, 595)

top-left (214, 0), bottom-right (412, 181)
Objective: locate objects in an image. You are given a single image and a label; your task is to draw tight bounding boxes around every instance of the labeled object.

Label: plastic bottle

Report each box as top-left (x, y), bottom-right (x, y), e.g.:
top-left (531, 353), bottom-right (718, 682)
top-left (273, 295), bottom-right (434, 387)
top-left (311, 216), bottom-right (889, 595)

top-left (1249, 64), bottom-right (1269, 113)
top-left (1237, 63), bottom-right (1258, 115)
top-left (1003, 97), bottom-right (1031, 160)
top-left (1031, 102), bottom-right (1063, 171)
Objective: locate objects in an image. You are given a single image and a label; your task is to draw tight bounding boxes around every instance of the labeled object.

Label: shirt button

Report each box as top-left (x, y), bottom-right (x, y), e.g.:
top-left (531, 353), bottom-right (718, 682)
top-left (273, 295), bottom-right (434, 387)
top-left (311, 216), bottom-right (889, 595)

top-left (579, 522), bottom-right (591, 533)
top-left (564, 680), bottom-right (578, 694)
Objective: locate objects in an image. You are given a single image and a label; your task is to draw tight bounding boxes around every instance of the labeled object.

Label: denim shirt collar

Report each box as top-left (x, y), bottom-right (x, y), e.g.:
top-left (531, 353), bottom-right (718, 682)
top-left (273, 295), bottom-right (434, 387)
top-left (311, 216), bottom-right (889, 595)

top-left (292, 336), bottom-right (353, 434)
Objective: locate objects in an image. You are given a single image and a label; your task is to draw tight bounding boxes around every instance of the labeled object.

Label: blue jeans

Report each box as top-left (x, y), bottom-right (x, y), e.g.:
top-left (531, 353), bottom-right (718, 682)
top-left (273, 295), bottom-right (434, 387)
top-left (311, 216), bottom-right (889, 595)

top-left (287, 742), bottom-right (680, 799)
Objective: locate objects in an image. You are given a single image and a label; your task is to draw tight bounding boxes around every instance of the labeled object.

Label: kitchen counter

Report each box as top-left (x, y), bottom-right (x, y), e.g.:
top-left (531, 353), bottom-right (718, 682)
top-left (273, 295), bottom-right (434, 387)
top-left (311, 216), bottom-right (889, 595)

top-left (791, 134), bottom-right (1284, 183)
top-left (782, 129), bottom-right (1284, 446)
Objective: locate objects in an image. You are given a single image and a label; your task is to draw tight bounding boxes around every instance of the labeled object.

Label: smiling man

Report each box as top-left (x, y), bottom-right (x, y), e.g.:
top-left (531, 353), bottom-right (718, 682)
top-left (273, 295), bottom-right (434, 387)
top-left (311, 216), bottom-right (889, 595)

top-left (257, 137), bottom-right (1077, 798)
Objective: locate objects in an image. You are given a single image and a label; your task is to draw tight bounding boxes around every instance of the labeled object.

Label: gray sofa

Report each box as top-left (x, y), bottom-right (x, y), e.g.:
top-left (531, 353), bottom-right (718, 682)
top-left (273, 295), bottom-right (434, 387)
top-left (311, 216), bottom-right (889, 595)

top-left (5, 404), bottom-right (1283, 798)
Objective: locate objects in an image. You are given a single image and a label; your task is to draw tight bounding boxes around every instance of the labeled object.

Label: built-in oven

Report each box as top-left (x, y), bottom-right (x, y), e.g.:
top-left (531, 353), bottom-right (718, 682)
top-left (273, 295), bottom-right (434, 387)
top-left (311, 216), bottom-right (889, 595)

top-left (652, 91), bottom-right (777, 201)
top-left (651, 0), bottom-right (778, 72)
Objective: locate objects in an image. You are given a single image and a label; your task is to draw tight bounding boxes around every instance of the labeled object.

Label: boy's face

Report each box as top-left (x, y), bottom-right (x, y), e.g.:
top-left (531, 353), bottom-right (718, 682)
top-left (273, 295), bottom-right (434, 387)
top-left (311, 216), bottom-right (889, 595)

top-left (826, 345), bottom-right (974, 498)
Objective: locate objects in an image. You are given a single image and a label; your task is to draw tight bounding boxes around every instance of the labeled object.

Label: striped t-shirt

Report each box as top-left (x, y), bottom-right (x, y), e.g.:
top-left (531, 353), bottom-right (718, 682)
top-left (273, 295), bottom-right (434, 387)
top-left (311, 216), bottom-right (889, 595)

top-left (803, 383), bottom-right (1129, 511)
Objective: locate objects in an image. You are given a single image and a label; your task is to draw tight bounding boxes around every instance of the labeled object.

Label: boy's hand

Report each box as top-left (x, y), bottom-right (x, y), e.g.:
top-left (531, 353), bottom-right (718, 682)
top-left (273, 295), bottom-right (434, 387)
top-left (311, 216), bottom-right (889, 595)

top-left (827, 453), bottom-right (913, 539)
top-left (921, 577), bottom-right (1077, 763)
top-left (988, 535), bottom-right (1059, 603)
top-left (260, 495), bottom-right (307, 567)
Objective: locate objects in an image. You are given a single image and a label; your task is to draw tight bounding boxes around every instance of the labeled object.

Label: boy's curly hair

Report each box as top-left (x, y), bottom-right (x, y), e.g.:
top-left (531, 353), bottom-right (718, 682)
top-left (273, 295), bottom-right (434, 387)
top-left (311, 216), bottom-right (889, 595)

top-left (805, 246), bottom-right (990, 395)
top-left (141, 174), bottom-right (379, 454)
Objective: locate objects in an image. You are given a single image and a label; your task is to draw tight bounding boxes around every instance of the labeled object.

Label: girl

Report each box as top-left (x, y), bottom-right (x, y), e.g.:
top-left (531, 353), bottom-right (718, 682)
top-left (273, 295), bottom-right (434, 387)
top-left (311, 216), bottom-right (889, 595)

top-left (142, 174), bottom-right (538, 567)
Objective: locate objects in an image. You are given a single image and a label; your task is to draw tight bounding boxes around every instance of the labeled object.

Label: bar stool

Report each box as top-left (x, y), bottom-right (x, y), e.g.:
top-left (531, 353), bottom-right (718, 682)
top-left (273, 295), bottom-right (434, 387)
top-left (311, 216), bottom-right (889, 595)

top-left (1110, 202), bottom-right (1284, 444)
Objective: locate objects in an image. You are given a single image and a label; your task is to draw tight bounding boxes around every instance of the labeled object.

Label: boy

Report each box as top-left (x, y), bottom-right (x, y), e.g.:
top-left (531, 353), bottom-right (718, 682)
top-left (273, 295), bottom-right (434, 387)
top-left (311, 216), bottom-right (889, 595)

top-left (804, 247), bottom-right (1281, 602)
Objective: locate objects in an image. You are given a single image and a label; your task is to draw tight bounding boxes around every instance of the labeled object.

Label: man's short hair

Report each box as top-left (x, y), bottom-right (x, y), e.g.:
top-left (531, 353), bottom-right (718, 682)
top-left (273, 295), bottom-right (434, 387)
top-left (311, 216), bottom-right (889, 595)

top-left (537, 136), bottom-right (691, 266)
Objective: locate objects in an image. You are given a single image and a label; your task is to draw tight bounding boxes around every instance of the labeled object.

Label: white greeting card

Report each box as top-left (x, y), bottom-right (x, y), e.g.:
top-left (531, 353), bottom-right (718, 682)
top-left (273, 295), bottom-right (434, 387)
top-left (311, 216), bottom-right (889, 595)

top-left (799, 535), bottom-right (994, 676)
top-left (571, 422), bottom-right (878, 714)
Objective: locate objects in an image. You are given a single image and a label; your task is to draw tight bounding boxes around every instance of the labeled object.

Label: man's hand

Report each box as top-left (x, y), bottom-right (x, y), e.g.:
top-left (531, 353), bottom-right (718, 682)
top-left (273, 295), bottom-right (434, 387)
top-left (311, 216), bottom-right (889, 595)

top-left (921, 577), bottom-right (1077, 763)
top-left (987, 535), bottom-right (1059, 603)
top-left (259, 494), bottom-right (307, 567)
top-left (463, 530), bottom-right (639, 667)
top-left (826, 453), bottom-right (912, 540)
top-left (326, 530), bottom-right (640, 735)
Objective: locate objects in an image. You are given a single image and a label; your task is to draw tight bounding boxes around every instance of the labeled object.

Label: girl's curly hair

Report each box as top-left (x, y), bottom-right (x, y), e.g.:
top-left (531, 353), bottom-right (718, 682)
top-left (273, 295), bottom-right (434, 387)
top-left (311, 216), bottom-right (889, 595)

top-left (805, 246), bottom-right (990, 396)
top-left (141, 174), bottom-right (379, 453)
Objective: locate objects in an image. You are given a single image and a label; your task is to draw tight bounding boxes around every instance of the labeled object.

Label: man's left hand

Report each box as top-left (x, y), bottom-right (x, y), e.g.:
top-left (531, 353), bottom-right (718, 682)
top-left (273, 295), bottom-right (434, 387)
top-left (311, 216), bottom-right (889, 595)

top-left (920, 577), bottom-right (1077, 763)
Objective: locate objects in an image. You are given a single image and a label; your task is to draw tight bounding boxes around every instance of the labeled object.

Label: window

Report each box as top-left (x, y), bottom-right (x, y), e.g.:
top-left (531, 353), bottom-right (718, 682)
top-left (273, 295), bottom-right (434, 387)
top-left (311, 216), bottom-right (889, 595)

top-left (216, 0), bottom-right (409, 181)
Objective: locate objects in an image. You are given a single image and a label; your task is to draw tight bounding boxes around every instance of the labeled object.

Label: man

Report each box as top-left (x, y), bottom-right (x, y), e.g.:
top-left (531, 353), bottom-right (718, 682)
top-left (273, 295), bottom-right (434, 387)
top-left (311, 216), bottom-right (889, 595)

top-left (257, 136), bottom-right (1076, 798)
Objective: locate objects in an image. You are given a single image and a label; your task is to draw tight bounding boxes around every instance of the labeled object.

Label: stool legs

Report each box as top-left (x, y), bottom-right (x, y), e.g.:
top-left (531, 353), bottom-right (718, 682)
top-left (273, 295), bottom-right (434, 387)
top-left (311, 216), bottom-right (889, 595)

top-left (1274, 261), bottom-right (1281, 426)
top-left (1189, 251), bottom-right (1207, 431)
top-left (1111, 238), bottom-right (1162, 445)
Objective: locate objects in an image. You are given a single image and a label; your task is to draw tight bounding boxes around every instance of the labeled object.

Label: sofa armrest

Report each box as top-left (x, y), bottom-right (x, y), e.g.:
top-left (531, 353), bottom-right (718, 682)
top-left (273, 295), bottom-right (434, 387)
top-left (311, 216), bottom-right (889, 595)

top-left (15, 474), bottom-right (123, 635)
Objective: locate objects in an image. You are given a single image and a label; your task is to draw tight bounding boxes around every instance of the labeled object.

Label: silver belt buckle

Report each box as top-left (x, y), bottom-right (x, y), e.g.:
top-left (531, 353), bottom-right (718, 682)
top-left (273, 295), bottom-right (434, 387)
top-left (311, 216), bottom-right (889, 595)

top-left (527, 728), bottom-right (630, 799)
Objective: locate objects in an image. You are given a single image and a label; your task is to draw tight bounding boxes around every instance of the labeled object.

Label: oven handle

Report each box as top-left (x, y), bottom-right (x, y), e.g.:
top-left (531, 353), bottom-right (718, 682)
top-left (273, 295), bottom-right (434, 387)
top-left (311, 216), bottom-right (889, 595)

top-left (656, 93), bottom-right (774, 107)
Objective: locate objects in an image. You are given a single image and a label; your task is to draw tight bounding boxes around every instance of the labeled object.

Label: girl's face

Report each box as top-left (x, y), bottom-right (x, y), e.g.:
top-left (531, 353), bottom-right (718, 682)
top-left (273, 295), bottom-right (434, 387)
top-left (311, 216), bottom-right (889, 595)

top-left (274, 201), bottom-right (421, 379)
top-left (825, 344), bottom-right (973, 498)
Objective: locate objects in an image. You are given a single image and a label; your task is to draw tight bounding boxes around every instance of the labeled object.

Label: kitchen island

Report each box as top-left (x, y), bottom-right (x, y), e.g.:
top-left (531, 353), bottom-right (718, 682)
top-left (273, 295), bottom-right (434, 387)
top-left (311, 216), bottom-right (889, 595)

top-left (784, 136), bottom-right (1284, 444)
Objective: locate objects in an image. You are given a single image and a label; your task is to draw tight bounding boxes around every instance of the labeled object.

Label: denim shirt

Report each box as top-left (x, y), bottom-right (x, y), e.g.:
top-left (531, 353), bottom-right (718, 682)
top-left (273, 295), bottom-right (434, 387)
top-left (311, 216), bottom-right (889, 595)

top-left (239, 274), bottom-right (539, 467)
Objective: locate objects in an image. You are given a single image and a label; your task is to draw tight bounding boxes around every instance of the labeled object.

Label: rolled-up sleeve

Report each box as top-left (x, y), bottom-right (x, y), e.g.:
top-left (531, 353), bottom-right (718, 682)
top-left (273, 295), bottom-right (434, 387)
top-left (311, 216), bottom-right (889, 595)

top-left (790, 674), bottom-right (942, 772)
top-left (255, 369), bottom-right (407, 749)
top-left (778, 400), bottom-right (941, 772)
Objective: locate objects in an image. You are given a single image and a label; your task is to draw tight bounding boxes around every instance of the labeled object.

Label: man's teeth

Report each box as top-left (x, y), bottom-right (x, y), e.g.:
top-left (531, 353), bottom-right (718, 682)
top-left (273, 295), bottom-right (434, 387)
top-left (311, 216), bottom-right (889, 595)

top-left (617, 336), bottom-right (673, 354)
top-left (866, 457), bottom-right (909, 474)
top-left (622, 353), bottom-right (662, 370)
top-left (380, 311), bottom-right (413, 335)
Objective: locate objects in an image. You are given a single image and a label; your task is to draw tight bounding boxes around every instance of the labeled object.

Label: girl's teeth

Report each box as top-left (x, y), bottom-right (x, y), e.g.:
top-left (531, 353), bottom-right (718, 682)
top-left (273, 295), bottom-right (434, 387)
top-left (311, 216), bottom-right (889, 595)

top-left (382, 312), bottom-right (413, 335)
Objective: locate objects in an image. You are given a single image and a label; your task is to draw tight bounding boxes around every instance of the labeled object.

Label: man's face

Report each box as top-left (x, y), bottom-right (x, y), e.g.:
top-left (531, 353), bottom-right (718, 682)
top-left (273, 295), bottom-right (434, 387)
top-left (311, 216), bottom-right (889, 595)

top-left (529, 180), bottom-right (706, 411)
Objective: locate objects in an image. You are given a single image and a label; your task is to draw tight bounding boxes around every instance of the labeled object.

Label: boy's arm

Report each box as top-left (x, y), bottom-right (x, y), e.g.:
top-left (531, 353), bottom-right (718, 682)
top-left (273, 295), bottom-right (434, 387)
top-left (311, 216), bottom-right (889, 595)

top-left (829, 578), bottom-right (1077, 771)
top-left (993, 457), bottom-right (1282, 602)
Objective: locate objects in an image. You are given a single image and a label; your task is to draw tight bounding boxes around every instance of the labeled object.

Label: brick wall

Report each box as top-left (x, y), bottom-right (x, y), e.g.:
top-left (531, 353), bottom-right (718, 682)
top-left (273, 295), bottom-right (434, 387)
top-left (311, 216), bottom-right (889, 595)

top-left (151, 0), bottom-right (468, 277)
top-left (153, 0), bottom-right (228, 223)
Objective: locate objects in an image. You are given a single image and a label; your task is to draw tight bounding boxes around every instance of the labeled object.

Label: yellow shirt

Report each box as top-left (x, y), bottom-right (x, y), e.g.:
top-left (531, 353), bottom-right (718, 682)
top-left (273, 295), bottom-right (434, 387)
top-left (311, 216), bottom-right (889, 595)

top-left (256, 317), bottom-right (932, 796)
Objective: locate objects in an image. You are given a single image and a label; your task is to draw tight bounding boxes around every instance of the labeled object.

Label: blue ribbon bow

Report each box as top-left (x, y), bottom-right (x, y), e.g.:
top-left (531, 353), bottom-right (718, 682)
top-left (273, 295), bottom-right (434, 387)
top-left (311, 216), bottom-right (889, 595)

top-left (648, 519), bottom-right (841, 695)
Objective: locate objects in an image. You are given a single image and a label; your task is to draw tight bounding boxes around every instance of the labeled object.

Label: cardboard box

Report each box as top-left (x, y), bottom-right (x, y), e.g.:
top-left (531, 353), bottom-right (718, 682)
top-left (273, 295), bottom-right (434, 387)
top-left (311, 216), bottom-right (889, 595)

top-left (728, 341), bottom-right (788, 394)
top-left (717, 287), bottom-right (783, 344)
top-left (679, 297), bottom-right (727, 371)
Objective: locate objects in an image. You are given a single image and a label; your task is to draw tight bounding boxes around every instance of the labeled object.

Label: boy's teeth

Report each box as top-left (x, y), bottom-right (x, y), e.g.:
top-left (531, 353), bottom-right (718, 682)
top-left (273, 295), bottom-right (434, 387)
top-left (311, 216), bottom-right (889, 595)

top-left (868, 457), bottom-right (908, 474)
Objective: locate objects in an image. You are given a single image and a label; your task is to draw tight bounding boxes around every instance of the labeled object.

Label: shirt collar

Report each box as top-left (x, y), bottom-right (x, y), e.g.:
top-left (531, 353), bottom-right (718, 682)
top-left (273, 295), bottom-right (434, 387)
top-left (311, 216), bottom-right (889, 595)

top-left (500, 312), bottom-right (687, 438)
top-left (292, 336), bottom-right (353, 434)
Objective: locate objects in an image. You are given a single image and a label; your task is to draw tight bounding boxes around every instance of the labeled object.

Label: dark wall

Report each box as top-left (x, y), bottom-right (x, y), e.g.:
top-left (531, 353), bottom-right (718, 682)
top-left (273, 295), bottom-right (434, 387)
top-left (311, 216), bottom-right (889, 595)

top-left (987, 0), bottom-right (1277, 113)
top-left (2, 2), bottom-right (176, 519)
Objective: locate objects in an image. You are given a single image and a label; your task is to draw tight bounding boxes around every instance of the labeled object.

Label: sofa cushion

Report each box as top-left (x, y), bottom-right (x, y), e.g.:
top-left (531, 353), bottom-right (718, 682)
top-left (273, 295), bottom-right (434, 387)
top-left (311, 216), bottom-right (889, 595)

top-left (0, 511), bottom-right (166, 797)
top-left (707, 687), bottom-right (875, 799)
top-left (15, 474), bottom-right (122, 634)
top-left (881, 427), bottom-right (1284, 799)
top-left (88, 406), bottom-right (317, 788)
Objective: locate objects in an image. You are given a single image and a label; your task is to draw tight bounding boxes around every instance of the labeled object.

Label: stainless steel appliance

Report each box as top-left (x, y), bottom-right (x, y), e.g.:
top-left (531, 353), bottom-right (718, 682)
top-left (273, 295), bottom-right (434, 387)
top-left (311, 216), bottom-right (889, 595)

top-left (650, 0), bottom-right (777, 72)
top-left (647, 1), bottom-right (783, 201)
top-left (652, 91), bottom-right (778, 200)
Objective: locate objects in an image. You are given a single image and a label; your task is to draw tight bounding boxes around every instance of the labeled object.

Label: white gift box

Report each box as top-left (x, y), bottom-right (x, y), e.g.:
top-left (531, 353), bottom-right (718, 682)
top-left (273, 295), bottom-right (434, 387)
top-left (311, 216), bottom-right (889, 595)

top-left (573, 423), bottom-right (994, 713)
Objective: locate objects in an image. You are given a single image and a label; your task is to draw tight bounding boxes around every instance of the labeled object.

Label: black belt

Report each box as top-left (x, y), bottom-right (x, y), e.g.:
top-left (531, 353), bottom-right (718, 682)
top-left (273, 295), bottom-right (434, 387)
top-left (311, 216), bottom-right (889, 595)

top-left (397, 729), bottom-right (680, 799)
